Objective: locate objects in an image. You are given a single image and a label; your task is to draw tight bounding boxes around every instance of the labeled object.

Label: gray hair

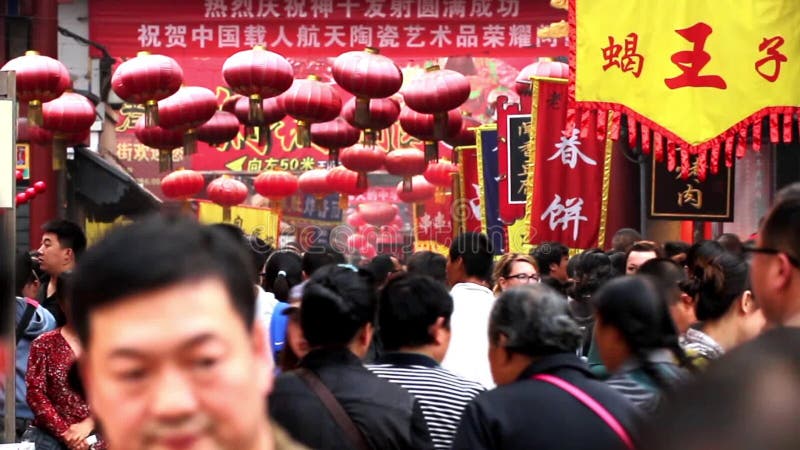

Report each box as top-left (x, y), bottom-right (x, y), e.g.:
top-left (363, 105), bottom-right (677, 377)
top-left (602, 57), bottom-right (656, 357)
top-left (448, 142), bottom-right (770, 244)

top-left (490, 284), bottom-right (582, 356)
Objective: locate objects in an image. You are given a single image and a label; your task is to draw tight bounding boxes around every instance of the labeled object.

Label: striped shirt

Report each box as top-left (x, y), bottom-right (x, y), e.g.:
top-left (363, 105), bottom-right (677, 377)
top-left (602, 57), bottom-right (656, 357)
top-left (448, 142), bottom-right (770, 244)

top-left (367, 352), bottom-right (485, 449)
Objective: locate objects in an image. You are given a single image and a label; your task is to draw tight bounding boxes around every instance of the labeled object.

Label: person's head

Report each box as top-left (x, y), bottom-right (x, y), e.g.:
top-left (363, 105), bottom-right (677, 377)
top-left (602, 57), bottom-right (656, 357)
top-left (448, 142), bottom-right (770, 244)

top-left (607, 251), bottom-right (627, 278)
top-left (568, 249), bottom-right (614, 302)
top-left (492, 253), bottom-right (539, 294)
top-left (447, 232), bottom-right (493, 287)
top-left (300, 265), bottom-right (377, 358)
top-left (378, 274), bottom-right (454, 362)
top-left (531, 242), bottom-right (570, 282)
top-left (16, 251), bottom-right (42, 298)
top-left (625, 241), bottom-right (663, 274)
top-left (247, 235), bottom-right (273, 282)
top-left (638, 258), bottom-right (696, 335)
top-left (611, 228), bottom-right (642, 253)
top-left (406, 251), bottom-right (447, 285)
top-left (685, 240), bottom-right (725, 273)
top-left (37, 219), bottom-right (86, 276)
top-left (591, 276), bottom-right (686, 379)
top-left (301, 244), bottom-right (345, 279)
top-left (365, 254), bottom-right (402, 287)
top-left (717, 233), bottom-right (744, 255)
top-left (749, 196), bottom-right (800, 326)
top-left (664, 241), bottom-right (690, 265)
top-left (685, 252), bottom-right (765, 347)
top-left (488, 285), bottom-right (582, 385)
top-left (210, 223), bottom-right (259, 285)
top-left (71, 215), bottom-right (272, 450)
top-left (645, 327), bottom-right (800, 450)
top-left (262, 250), bottom-right (302, 301)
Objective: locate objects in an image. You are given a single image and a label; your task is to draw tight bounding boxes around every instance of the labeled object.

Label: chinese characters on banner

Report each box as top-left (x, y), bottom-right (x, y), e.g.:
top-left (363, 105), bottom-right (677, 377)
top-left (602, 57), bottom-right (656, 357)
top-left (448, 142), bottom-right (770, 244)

top-left (414, 195), bottom-right (455, 255)
top-left (496, 98), bottom-right (530, 225)
top-left (196, 200), bottom-right (281, 245)
top-left (282, 193), bottom-right (343, 223)
top-left (526, 78), bottom-right (612, 250)
top-left (649, 152), bottom-right (734, 221)
top-left (475, 125), bottom-right (506, 254)
top-left (572, 0), bottom-right (799, 179)
top-left (456, 145), bottom-right (483, 234)
top-left (90, 0), bottom-right (567, 59)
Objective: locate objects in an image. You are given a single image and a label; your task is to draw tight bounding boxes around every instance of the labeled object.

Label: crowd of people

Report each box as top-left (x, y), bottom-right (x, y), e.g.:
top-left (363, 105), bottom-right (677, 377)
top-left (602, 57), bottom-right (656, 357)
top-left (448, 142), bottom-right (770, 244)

top-left (1, 181), bottom-right (799, 449)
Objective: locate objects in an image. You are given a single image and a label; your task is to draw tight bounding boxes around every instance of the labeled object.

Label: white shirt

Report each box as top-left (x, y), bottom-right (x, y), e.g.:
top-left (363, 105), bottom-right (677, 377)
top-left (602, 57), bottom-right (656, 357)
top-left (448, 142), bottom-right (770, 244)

top-left (442, 282), bottom-right (497, 389)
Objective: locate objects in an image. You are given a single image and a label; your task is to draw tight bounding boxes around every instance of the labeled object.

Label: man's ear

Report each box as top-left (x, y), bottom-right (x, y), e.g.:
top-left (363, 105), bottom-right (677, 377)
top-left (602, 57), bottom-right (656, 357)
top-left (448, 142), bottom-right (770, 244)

top-left (740, 290), bottom-right (757, 314)
top-left (680, 292), bottom-right (695, 308)
top-left (429, 317), bottom-right (448, 345)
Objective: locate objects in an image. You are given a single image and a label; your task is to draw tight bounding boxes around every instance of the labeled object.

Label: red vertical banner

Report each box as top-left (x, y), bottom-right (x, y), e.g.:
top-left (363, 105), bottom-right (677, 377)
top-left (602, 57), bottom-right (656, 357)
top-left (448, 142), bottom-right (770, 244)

top-left (526, 78), bottom-right (613, 250)
top-left (496, 98), bottom-right (530, 225)
top-left (413, 194), bottom-right (455, 255)
top-left (456, 146), bottom-right (483, 234)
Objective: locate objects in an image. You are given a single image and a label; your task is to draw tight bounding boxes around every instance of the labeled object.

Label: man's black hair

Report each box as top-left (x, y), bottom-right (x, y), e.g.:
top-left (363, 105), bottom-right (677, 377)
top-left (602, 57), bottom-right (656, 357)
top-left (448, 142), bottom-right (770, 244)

top-left (449, 232), bottom-right (493, 283)
top-left (15, 251), bottom-right (39, 295)
top-left (611, 228), bottom-right (642, 253)
top-left (638, 258), bottom-right (688, 306)
top-left (378, 273), bottom-right (453, 351)
top-left (71, 215), bottom-right (257, 345)
top-left (531, 242), bottom-right (569, 276)
top-left (302, 244), bottom-right (345, 277)
top-left (365, 254), bottom-right (397, 286)
top-left (42, 219), bottom-right (87, 259)
top-left (406, 251), bottom-right (447, 285)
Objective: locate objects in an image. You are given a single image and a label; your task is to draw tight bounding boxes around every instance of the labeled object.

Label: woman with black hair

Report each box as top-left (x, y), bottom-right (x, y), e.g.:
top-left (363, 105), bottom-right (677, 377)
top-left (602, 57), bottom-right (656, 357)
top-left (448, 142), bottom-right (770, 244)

top-left (681, 252), bottom-right (766, 369)
top-left (269, 265), bottom-right (432, 450)
top-left (592, 275), bottom-right (691, 413)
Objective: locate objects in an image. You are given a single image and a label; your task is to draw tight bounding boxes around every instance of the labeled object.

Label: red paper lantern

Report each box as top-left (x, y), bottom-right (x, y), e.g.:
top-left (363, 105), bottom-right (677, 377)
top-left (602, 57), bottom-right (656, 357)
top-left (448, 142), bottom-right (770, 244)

top-left (342, 96), bottom-right (400, 145)
top-left (111, 51), bottom-right (183, 126)
top-left (222, 46), bottom-right (294, 125)
top-left (25, 187), bottom-right (36, 198)
top-left (253, 170), bottom-right (299, 209)
top-left (339, 143), bottom-right (386, 188)
top-left (327, 165), bottom-right (367, 209)
top-left (207, 175), bottom-right (249, 222)
top-left (377, 226), bottom-right (403, 245)
top-left (403, 65), bottom-right (470, 149)
top-left (160, 169), bottom-right (205, 200)
top-left (384, 148), bottom-right (427, 192)
top-left (282, 75), bottom-right (341, 147)
top-left (15, 170), bottom-right (23, 182)
top-left (424, 161), bottom-right (458, 187)
top-left (16, 192), bottom-right (29, 205)
top-left (333, 47), bottom-right (403, 127)
top-left (42, 91), bottom-right (96, 135)
top-left (399, 107), bottom-right (462, 162)
top-left (298, 169), bottom-right (333, 198)
top-left (357, 243), bottom-right (377, 260)
top-left (311, 117), bottom-right (361, 166)
top-left (358, 202), bottom-right (398, 227)
top-left (396, 176), bottom-right (435, 204)
top-left (346, 233), bottom-right (370, 252)
top-left (515, 58), bottom-right (569, 95)
top-left (346, 212), bottom-right (367, 228)
top-left (196, 110), bottom-right (240, 145)
top-left (33, 181), bottom-right (47, 193)
top-left (157, 86), bottom-right (218, 155)
top-left (221, 94), bottom-right (241, 114)
top-left (134, 116), bottom-right (185, 172)
top-left (445, 112), bottom-right (481, 148)
top-left (2, 50), bottom-right (70, 125)
top-left (233, 95), bottom-right (286, 149)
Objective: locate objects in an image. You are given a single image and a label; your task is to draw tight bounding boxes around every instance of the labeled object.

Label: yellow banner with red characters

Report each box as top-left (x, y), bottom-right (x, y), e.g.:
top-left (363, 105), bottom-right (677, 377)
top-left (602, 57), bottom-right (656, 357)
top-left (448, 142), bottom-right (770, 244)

top-left (196, 200), bottom-right (281, 247)
top-left (571, 0), bottom-right (799, 154)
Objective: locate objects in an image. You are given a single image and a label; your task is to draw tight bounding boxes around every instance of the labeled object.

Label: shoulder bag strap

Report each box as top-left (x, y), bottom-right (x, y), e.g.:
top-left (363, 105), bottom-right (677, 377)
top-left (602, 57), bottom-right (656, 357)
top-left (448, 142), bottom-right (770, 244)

top-left (533, 373), bottom-right (635, 450)
top-left (295, 367), bottom-right (371, 450)
top-left (15, 298), bottom-right (38, 344)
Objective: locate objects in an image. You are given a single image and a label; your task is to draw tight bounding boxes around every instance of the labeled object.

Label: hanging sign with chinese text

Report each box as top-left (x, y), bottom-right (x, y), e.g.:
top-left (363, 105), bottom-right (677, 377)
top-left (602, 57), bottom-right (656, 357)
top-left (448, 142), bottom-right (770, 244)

top-left (526, 77), bottom-right (613, 250)
top-left (571, 0), bottom-right (799, 178)
top-left (475, 124), bottom-right (506, 254)
top-left (414, 194), bottom-right (454, 255)
top-left (282, 192), bottom-right (343, 223)
top-left (649, 152), bottom-right (734, 221)
top-left (456, 145), bottom-right (482, 234)
top-left (196, 200), bottom-right (281, 245)
top-left (496, 98), bottom-right (530, 224)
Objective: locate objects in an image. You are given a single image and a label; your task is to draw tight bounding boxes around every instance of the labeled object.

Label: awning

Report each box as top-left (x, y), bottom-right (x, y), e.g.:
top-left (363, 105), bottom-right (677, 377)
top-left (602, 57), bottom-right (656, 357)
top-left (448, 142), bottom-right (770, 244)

top-left (68, 147), bottom-right (161, 221)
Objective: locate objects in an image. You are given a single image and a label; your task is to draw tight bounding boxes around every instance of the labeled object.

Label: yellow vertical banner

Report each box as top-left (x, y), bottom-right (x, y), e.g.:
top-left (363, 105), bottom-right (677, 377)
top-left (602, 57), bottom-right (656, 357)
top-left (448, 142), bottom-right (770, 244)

top-left (197, 200), bottom-right (281, 246)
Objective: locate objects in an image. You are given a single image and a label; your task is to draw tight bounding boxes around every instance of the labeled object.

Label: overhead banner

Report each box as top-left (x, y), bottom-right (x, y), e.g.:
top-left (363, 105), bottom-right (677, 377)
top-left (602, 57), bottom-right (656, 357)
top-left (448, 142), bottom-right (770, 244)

top-left (456, 145), bottom-right (482, 234)
top-left (571, 0), bottom-right (799, 176)
top-left (196, 200), bottom-right (281, 245)
top-left (475, 124), bottom-right (505, 254)
top-left (90, 0), bottom-right (567, 59)
top-left (496, 99), bottom-right (530, 225)
top-left (526, 77), bottom-right (612, 250)
top-left (413, 195), bottom-right (455, 255)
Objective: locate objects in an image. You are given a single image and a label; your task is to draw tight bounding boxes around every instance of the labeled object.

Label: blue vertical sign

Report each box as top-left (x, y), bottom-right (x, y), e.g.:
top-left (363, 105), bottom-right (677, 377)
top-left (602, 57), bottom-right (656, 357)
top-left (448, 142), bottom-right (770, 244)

top-left (477, 126), bottom-right (505, 254)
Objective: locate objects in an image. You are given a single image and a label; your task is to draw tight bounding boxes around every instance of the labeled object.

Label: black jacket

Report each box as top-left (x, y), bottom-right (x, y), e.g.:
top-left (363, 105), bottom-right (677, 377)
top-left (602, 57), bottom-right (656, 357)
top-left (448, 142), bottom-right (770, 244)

top-left (269, 348), bottom-right (433, 450)
top-left (453, 353), bottom-right (640, 450)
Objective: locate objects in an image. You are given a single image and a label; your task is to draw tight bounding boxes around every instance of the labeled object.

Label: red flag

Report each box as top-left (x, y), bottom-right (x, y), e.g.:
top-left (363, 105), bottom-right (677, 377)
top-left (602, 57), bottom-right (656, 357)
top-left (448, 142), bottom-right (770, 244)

top-left (457, 146), bottom-right (483, 234)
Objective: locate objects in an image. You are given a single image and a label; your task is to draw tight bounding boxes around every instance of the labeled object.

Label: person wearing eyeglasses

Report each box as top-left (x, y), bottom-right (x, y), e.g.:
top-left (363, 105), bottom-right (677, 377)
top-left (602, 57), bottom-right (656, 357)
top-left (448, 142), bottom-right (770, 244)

top-left (748, 187), bottom-right (800, 327)
top-left (492, 253), bottom-right (539, 295)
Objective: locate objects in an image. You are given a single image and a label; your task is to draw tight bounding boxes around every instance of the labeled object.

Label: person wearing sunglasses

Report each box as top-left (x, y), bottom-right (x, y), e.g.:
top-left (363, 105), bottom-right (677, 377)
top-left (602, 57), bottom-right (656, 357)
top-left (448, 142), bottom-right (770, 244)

top-left (492, 253), bottom-right (540, 295)
top-left (747, 190), bottom-right (800, 327)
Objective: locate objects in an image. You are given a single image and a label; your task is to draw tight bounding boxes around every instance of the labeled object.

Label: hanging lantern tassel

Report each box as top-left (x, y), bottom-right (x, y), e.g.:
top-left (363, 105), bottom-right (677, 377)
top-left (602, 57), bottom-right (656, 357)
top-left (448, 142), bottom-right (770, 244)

top-left (51, 139), bottom-right (66, 170)
top-left (356, 171), bottom-right (368, 189)
top-left (424, 141), bottom-right (439, 163)
top-left (297, 120), bottom-right (311, 147)
top-left (339, 193), bottom-right (349, 210)
top-left (432, 111), bottom-right (448, 141)
top-left (222, 206), bottom-right (232, 222)
top-left (402, 176), bottom-right (413, 192)
top-left (249, 95), bottom-right (264, 124)
top-left (28, 100), bottom-right (43, 126)
top-left (355, 96), bottom-right (371, 128)
top-left (328, 147), bottom-right (340, 167)
top-left (315, 195), bottom-right (325, 210)
top-left (145, 99), bottom-right (158, 127)
top-left (183, 130), bottom-right (198, 155)
top-left (363, 129), bottom-right (379, 146)
top-left (435, 187), bottom-right (446, 204)
top-left (158, 149), bottom-right (173, 172)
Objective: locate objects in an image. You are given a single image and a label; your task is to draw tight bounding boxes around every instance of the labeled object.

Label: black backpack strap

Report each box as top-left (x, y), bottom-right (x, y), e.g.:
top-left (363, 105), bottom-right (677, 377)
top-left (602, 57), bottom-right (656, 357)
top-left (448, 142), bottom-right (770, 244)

top-left (295, 367), bottom-right (371, 450)
top-left (16, 298), bottom-right (38, 343)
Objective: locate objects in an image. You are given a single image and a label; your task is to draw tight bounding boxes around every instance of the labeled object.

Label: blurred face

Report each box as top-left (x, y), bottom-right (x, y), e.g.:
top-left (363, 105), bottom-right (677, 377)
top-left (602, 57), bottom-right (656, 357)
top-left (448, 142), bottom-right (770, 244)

top-left (550, 256), bottom-right (569, 282)
top-left (748, 234), bottom-right (799, 325)
top-left (82, 278), bottom-right (271, 450)
top-left (499, 261), bottom-right (539, 291)
top-left (626, 251), bottom-right (657, 275)
top-left (37, 232), bottom-right (72, 276)
top-left (445, 256), bottom-right (463, 287)
top-left (593, 316), bottom-right (630, 373)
